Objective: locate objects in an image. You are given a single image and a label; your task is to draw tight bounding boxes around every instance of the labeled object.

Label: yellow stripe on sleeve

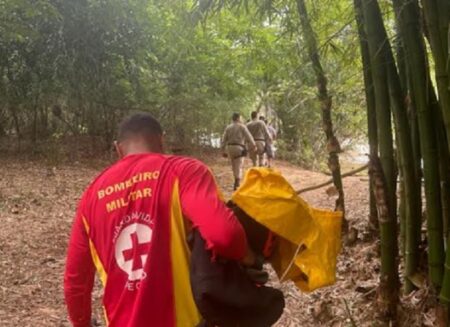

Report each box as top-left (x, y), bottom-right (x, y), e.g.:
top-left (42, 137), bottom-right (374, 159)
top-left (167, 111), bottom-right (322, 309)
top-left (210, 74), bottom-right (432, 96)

top-left (170, 180), bottom-right (202, 326)
top-left (81, 216), bottom-right (108, 287)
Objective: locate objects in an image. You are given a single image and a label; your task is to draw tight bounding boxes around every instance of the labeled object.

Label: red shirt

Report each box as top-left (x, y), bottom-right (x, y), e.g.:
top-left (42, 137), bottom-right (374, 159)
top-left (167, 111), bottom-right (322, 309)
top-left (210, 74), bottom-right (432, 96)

top-left (64, 153), bottom-right (247, 327)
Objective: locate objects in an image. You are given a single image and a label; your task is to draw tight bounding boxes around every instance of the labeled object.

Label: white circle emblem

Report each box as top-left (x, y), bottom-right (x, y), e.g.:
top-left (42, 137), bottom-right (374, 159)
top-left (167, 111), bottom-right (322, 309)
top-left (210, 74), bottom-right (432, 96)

top-left (114, 223), bottom-right (152, 281)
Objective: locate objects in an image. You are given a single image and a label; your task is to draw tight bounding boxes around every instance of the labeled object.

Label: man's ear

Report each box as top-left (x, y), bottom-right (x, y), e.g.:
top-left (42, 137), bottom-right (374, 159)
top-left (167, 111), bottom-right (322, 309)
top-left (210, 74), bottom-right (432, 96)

top-left (114, 140), bottom-right (124, 158)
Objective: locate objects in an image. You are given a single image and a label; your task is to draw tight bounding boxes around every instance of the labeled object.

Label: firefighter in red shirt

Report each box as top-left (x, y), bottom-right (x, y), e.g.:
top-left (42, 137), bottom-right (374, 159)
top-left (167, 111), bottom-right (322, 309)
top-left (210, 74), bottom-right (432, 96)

top-left (64, 113), bottom-right (253, 327)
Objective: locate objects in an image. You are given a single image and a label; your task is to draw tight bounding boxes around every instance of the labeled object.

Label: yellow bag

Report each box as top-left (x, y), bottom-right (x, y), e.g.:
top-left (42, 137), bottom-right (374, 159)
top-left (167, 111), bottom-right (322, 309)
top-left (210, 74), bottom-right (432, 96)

top-left (231, 168), bottom-right (343, 292)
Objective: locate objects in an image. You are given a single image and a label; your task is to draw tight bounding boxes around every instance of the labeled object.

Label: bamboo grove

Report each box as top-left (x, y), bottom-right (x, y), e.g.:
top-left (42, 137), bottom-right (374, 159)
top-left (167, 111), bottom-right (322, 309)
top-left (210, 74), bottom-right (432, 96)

top-left (203, 0), bottom-right (450, 323)
top-left (355, 0), bottom-right (450, 324)
top-left (1, 0), bottom-right (450, 324)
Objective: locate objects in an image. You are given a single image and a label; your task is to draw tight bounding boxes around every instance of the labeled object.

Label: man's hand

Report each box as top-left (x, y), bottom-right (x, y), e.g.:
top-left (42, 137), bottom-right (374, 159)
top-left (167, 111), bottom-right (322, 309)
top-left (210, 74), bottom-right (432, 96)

top-left (245, 268), bottom-right (269, 285)
top-left (240, 248), bottom-right (256, 267)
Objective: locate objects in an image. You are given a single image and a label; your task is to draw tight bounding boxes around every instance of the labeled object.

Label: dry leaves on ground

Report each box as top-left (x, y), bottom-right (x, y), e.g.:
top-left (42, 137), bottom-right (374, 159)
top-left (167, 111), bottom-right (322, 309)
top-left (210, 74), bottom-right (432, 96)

top-left (0, 156), bottom-right (435, 326)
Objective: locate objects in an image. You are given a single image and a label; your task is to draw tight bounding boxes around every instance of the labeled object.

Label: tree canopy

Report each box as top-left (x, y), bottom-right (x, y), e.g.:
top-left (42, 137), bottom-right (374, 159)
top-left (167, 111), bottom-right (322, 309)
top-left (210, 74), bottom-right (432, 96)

top-left (3, 0), bottom-right (450, 325)
top-left (0, 0), bottom-right (366, 166)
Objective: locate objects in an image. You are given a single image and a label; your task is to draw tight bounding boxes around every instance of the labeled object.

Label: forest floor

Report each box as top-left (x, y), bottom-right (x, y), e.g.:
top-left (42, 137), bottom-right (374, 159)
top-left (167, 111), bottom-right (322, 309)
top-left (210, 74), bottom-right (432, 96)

top-left (0, 154), bottom-right (436, 326)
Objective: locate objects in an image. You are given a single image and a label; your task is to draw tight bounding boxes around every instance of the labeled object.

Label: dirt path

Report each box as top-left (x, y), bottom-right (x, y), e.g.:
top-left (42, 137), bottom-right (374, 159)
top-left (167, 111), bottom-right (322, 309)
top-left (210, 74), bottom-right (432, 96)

top-left (0, 156), bottom-right (431, 326)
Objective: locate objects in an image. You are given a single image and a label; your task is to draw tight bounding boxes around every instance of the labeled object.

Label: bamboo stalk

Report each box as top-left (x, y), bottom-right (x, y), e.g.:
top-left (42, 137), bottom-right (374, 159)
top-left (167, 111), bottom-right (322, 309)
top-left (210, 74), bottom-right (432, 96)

top-left (406, 91), bottom-right (422, 245)
top-left (385, 47), bottom-right (421, 295)
top-left (394, 0), bottom-right (445, 288)
top-left (353, 0), bottom-right (378, 229)
top-left (429, 83), bottom-right (450, 237)
top-left (369, 154), bottom-right (399, 320)
top-left (362, 0), bottom-right (399, 318)
top-left (296, 0), bottom-right (346, 220)
top-left (421, 0), bottom-right (450, 152)
top-left (440, 237), bottom-right (450, 306)
top-left (398, 168), bottom-right (406, 256)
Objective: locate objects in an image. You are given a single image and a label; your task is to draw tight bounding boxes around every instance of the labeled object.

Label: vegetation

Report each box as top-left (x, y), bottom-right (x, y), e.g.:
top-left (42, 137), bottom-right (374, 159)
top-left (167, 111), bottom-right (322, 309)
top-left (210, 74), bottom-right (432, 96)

top-left (2, 0), bottom-right (450, 325)
top-left (0, 0), bottom-right (365, 166)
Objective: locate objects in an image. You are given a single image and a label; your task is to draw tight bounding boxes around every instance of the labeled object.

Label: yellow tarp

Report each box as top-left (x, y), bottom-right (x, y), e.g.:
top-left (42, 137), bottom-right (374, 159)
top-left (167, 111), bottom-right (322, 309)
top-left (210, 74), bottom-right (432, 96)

top-left (231, 168), bottom-right (343, 292)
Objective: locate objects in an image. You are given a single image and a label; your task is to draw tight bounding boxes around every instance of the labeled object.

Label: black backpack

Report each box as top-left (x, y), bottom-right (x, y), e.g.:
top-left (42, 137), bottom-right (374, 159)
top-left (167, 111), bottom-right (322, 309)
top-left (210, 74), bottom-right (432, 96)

top-left (189, 228), bottom-right (284, 327)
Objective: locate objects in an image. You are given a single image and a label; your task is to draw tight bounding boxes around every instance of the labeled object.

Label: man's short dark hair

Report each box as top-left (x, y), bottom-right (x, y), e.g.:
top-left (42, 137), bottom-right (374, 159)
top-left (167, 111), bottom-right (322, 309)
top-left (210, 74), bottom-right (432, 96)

top-left (232, 113), bottom-right (240, 121)
top-left (118, 113), bottom-right (163, 141)
top-left (251, 111), bottom-right (258, 119)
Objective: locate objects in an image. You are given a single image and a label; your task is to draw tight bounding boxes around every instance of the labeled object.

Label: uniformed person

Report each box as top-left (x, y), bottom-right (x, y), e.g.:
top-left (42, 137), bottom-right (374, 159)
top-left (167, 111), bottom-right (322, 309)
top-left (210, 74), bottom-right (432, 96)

top-left (260, 116), bottom-right (277, 168)
top-left (221, 113), bottom-right (256, 190)
top-left (246, 111), bottom-right (272, 167)
top-left (64, 113), bottom-right (252, 327)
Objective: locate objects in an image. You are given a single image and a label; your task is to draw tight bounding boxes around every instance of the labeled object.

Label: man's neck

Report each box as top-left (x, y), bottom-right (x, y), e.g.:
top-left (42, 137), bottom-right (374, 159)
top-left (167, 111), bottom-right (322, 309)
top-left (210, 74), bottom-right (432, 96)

top-left (123, 145), bottom-right (162, 156)
top-left (124, 149), bottom-right (152, 156)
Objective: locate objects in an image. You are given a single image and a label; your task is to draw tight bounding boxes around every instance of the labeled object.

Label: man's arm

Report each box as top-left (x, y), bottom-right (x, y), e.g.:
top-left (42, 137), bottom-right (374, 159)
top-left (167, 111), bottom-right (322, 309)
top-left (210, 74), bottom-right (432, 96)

top-left (243, 125), bottom-right (256, 150)
top-left (221, 127), bottom-right (228, 153)
top-left (270, 126), bottom-right (277, 140)
top-left (177, 159), bottom-right (248, 260)
top-left (261, 122), bottom-right (272, 142)
top-left (64, 202), bottom-right (96, 327)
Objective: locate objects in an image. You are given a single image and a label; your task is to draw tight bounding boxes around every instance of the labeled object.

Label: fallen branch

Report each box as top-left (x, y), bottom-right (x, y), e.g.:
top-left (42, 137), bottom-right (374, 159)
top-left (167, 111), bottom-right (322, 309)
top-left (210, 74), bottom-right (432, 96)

top-left (296, 163), bottom-right (369, 194)
top-left (343, 299), bottom-right (358, 327)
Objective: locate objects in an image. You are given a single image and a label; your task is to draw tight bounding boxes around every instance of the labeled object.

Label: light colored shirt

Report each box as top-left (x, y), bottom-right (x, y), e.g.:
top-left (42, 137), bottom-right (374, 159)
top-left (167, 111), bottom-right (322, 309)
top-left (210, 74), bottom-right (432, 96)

top-left (221, 122), bottom-right (256, 150)
top-left (267, 125), bottom-right (277, 143)
top-left (246, 119), bottom-right (272, 142)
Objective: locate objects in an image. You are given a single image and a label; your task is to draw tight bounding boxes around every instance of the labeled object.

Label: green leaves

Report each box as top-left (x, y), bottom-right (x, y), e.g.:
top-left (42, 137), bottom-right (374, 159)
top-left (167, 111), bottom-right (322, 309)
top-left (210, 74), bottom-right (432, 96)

top-left (0, 0), bottom-right (367, 158)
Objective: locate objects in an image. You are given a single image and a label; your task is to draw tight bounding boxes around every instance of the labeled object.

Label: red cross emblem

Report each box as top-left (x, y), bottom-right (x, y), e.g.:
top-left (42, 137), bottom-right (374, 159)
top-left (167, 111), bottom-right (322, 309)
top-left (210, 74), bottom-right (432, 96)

top-left (115, 223), bottom-right (153, 281)
top-left (122, 232), bottom-right (151, 271)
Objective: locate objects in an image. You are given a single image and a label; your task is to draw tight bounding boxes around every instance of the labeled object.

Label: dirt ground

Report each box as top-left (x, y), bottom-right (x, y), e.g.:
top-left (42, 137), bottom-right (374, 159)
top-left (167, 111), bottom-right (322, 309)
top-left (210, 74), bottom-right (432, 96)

top-left (0, 155), bottom-right (436, 326)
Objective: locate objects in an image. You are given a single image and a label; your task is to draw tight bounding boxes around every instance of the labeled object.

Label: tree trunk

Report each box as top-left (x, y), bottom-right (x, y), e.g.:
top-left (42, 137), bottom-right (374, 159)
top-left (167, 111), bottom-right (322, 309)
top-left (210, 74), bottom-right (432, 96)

top-left (353, 0), bottom-right (378, 229)
top-left (398, 166), bottom-right (406, 255)
top-left (362, 0), bottom-right (398, 318)
top-left (386, 61), bottom-right (421, 295)
top-left (32, 104), bottom-right (38, 149)
top-left (369, 154), bottom-right (399, 320)
top-left (370, 0), bottom-right (422, 295)
top-left (421, 0), bottom-right (450, 152)
top-left (394, 0), bottom-right (445, 288)
top-left (440, 235), bottom-right (450, 323)
top-left (429, 83), bottom-right (450, 238)
top-left (296, 0), bottom-right (345, 221)
top-left (406, 78), bottom-right (423, 247)
top-left (9, 106), bottom-right (22, 151)
top-left (379, 0), bottom-right (423, 295)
